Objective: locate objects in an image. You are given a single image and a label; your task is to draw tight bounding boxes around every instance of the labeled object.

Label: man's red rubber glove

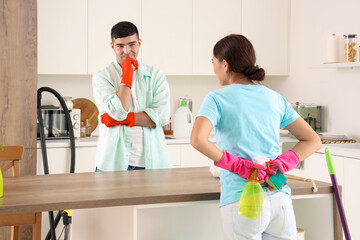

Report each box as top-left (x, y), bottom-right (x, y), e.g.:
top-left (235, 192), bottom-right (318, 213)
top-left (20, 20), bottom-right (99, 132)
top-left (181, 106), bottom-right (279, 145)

top-left (121, 57), bottom-right (139, 88)
top-left (101, 112), bottom-right (135, 127)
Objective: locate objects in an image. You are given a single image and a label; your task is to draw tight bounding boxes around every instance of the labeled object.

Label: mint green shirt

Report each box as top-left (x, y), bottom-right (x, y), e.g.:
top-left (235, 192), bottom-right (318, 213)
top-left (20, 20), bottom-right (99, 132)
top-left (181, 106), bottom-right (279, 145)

top-left (92, 60), bottom-right (171, 171)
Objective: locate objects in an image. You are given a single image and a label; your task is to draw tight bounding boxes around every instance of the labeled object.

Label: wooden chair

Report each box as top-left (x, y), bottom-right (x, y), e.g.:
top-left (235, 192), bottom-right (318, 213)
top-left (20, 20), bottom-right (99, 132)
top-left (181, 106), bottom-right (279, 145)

top-left (0, 145), bottom-right (41, 240)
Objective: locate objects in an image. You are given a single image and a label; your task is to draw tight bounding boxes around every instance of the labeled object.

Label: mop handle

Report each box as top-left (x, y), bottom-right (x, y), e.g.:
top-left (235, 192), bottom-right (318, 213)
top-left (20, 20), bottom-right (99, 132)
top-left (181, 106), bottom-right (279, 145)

top-left (325, 148), bottom-right (352, 240)
top-left (285, 175), bottom-right (318, 192)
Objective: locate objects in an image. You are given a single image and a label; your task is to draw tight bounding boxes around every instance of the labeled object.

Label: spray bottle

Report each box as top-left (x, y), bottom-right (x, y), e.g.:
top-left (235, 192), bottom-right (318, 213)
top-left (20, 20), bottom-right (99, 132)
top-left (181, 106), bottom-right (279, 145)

top-left (238, 156), bottom-right (267, 219)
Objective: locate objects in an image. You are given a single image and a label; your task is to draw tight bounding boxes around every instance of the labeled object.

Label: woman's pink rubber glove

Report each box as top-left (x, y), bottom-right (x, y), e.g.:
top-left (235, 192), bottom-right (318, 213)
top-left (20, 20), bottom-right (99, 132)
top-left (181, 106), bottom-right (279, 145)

top-left (215, 151), bottom-right (267, 183)
top-left (269, 150), bottom-right (300, 175)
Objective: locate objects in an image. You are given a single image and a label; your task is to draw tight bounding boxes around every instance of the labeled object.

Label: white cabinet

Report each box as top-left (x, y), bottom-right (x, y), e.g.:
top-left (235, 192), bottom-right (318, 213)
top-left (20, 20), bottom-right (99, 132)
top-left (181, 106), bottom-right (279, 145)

top-left (38, 0), bottom-right (87, 74)
top-left (36, 146), bottom-right (96, 174)
top-left (289, 152), bottom-right (360, 239)
top-left (288, 152), bottom-right (345, 185)
top-left (242, 0), bottom-right (289, 75)
top-left (343, 158), bottom-right (360, 240)
top-left (167, 144), bottom-right (182, 167)
top-left (168, 143), bottom-right (213, 168)
top-left (288, 152), bottom-right (344, 185)
top-left (87, 0), bottom-right (142, 74)
top-left (141, 0), bottom-right (193, 75)
top-left (39, 0), bottom-right (289, 76)
top-left (193, 0), bottom-right (242, 75)
top-left (180, 144), bottom-right (213, 167)
top-left (36, 146), bottom-right (97, 239)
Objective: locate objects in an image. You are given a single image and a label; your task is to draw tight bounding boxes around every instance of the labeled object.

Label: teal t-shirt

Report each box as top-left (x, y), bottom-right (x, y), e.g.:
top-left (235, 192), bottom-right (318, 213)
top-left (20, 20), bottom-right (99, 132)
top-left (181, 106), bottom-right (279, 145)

top-left (197, 84), bottom-right (299, 207)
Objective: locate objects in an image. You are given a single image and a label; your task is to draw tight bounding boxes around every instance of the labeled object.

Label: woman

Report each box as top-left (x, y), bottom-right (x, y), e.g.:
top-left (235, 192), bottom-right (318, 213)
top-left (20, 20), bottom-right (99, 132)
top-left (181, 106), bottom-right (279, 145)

top-left (191, 34), bottom-right (321, 240)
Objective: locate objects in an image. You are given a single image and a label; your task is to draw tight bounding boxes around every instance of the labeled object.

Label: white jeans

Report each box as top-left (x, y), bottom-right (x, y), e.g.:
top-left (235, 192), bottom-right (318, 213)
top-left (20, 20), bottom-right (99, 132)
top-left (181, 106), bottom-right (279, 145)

top-left (220, 191), bottom-right (297, 240)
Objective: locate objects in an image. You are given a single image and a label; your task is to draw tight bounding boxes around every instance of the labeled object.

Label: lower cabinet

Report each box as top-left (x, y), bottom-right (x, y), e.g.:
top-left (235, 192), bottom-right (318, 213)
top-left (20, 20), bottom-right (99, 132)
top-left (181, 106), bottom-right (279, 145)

top-left (343, 158), bottom-right (360, 240)
top-left (288, 152), bottom-right (360, 240)
top-left (36, 147), bottom-right (97, 174)
top-left (37, 146), bottom-right (97, 239)
top-left (36, 143), bottom-right (213, 240)
top-left (168, 143), bottom-right (213, 168)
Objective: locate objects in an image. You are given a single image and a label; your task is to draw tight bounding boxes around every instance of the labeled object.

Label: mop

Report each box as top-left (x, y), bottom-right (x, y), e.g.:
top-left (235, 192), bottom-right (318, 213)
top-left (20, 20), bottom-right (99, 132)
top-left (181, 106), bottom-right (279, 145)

top-left (325, 147), bottom-right (352, 240)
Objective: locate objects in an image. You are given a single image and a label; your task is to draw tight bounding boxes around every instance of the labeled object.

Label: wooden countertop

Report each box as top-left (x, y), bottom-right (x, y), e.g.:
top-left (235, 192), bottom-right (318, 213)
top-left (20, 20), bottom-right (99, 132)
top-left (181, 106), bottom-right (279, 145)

top-left (0, 167), bottom-right (333, 215)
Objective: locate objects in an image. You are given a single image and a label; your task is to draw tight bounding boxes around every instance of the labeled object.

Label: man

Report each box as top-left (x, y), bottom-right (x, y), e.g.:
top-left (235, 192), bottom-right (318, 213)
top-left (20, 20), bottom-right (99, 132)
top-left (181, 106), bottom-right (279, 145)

top-left (92, 21), bottom-right (171, 171)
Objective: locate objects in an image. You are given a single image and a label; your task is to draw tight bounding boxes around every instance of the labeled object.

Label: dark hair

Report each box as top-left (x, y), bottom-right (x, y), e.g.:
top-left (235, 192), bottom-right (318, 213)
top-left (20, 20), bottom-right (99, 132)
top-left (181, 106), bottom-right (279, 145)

top-left (111, 21), bottom-right (139, 41)
top-left (213, 34), bottom-right (265, 81)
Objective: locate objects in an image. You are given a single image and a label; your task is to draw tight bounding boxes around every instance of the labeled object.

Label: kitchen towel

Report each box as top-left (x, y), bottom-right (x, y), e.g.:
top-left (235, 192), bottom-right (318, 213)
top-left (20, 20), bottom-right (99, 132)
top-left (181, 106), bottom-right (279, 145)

top-left (326, 33), bottom-right (340, 63)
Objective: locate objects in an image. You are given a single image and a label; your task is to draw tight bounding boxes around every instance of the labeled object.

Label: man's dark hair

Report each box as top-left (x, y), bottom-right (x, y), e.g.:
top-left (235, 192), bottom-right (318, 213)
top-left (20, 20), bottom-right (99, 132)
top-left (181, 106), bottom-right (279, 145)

top-left (111, 21), bottom-right (139, 41)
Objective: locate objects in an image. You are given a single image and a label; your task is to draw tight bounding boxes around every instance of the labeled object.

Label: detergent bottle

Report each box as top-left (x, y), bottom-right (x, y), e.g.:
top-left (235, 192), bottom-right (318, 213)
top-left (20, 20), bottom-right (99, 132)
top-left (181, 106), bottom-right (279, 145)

top-left (238, 156), bottom-right (267, 219)
top-left (173, 100), bottom-right (194, 138)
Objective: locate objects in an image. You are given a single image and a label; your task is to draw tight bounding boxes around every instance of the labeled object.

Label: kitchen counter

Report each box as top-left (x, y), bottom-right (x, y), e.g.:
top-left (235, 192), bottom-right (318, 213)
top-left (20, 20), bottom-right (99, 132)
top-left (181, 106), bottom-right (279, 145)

top-left (37, 135), bottom-right (360, 161)
top-left (37, 136), bottom-right (292, 148)
top-left (0, 167), bottom-right (342, 240)
top-left (0, 167), bottom-right (335, 214)
top-left (281, 135), bottom-right (360, 160)
top-left (318, 143), bottom-right (360, 160)
top-left (36, 136), bottom-right (216, 148)
top-left (36, 136), bottom-right (99, 148)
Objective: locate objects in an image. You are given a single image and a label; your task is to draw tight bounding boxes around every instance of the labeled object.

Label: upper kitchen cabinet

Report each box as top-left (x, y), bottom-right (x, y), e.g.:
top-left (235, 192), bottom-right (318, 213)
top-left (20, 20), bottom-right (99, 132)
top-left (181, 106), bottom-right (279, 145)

top-left (141, 0), bottom-right (193, 75)
top-left (38, 0), bottom-right (289, 76)
top-left (242, 0), bottom-right (289, 75)
top-left (38, 0), bottom-right (88, 74)
top-left (87, 0), bottom-right (141, 74)
top-left (193, 0), bottom-right (242, 75)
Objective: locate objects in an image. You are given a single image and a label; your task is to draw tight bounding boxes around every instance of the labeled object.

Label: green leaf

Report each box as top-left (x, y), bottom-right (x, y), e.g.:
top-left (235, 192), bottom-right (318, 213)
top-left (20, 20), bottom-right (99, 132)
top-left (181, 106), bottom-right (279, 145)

top-left (0, 145), bottom-right (3, 151)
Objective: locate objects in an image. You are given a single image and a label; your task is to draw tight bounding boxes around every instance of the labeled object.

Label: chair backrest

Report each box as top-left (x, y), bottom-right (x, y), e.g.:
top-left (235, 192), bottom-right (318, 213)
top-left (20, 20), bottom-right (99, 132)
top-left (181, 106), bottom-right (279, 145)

top-left (0, 145), bottom-right (24, 177)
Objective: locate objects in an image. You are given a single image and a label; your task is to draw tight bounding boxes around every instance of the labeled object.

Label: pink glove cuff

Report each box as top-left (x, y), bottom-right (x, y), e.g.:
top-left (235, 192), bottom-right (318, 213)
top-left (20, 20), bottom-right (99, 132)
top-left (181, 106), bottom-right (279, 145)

top-left (270, 150), bottom-right (300, 174)
top-left (281, 150), bottom-right (300, 171)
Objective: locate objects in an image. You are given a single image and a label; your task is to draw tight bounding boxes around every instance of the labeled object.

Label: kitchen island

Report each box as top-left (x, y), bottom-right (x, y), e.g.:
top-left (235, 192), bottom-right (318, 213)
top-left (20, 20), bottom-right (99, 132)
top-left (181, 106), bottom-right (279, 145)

top-left (0, 167), bottom-right (342, 239)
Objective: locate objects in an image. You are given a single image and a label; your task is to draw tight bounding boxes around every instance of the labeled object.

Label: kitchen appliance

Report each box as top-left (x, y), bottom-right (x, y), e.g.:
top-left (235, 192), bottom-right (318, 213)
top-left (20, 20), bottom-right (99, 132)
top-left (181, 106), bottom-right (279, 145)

top-left (37, 107), bottom-right (81, 139)
top-left (73, 98), bottom-right (99, 134)
top-left (293, 102), bottom-right (321, 132)
top-left (173, 100), bottom-right (194, 138)
top-left (37, 86), bottom-right (76, 240)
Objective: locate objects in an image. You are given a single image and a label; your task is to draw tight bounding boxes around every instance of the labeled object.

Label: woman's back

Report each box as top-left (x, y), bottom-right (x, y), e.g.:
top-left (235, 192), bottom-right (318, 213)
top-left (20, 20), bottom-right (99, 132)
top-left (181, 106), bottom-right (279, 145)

top-left (199, 84), bottom-right (296, 160)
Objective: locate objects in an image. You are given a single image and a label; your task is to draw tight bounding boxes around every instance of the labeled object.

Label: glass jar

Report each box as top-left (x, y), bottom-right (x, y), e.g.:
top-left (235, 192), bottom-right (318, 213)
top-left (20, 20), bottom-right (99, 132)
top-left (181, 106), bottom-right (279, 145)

top-left (80, 121), bottom-right (86, 137)
top-left (63, 97), bottom-right (73, 109)
top-left (85, 119), bottom-right (91, 137)
top-left (343, 34), bottom-right (357, 62)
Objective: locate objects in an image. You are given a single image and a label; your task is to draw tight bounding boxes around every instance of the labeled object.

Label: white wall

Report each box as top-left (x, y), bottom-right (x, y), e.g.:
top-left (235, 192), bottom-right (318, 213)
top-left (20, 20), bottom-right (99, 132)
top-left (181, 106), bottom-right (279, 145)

top-left (39, 0), bottom-right (360, 140)
top-left (265, 0), bottom-right (360, 140)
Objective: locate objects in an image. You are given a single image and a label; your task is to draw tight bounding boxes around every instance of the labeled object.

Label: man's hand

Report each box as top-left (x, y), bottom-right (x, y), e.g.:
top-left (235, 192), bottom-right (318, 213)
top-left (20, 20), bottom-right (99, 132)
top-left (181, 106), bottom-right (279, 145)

top-left (101, 112), bottom-right (135, 127)
top-left (121, 58), bottom-right (139, 88)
